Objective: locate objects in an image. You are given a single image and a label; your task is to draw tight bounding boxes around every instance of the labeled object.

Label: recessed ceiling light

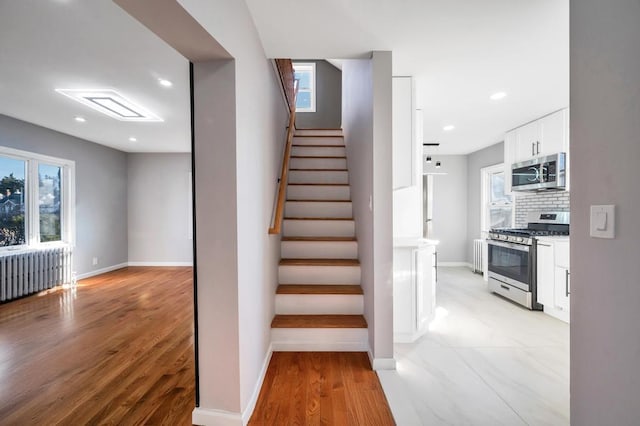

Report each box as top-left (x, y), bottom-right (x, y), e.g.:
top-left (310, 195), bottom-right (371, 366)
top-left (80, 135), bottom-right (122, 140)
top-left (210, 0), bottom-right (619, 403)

top-left (158, 78), bottom-right (173, 88)
top-left (490, 91), bottom-right (507, 100)
top-left (74, 116), bottom-right (86, 123)
top-left (56, 89), bottom-right (163, 122)
top-left (443, 125), bottom-right (455, 131)
top-left (129, 137), bottom-right (137, 142)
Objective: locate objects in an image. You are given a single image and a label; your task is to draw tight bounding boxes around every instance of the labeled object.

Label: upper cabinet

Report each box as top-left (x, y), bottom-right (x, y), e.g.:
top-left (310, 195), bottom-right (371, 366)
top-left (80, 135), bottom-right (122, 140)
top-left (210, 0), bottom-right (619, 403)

top-left (392, 77), bottom-right (416, 190)
top-left (504, 108), bottom-right (570, 193)
top-left (512, 109), bottom-right (569, 163)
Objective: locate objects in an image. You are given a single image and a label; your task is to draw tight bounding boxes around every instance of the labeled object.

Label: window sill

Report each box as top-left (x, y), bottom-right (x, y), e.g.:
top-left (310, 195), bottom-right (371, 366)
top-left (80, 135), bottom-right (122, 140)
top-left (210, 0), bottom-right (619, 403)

top-left (0, 243), bottom-right (71, 257)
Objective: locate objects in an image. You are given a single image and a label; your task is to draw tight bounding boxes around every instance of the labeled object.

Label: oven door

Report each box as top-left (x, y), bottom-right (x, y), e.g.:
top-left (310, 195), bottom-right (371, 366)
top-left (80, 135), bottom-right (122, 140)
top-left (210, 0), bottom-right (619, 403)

top-left (487, 240), bottom-right (531, 291)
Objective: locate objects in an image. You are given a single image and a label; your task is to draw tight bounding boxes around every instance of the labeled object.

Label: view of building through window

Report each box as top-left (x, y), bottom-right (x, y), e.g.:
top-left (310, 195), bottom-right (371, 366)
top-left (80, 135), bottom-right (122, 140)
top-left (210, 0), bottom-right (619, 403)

top-left (0, 156), bottom-right (26, 247)
top-left (39, 163), bottom-right (62, 242)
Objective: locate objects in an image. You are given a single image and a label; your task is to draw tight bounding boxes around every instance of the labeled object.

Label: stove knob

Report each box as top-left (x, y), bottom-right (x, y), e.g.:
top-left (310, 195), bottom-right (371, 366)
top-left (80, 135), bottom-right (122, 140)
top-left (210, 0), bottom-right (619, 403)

top-left (517, 237), bottom-right (524, 243)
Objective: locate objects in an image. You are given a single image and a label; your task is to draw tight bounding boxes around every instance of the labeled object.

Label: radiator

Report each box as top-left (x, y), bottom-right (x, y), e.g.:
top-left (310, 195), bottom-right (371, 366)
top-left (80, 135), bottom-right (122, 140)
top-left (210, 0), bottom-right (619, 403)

top-left (472, 239), bottom-right (483, 274)
top-left (0, 247), bottom-right (72, 302)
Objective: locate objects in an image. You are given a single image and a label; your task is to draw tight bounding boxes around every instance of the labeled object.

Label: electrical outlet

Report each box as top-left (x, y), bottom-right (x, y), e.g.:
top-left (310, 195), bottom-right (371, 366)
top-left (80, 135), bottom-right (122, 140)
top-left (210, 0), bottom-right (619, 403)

top-left (92, 257), bottom-right (98, 266)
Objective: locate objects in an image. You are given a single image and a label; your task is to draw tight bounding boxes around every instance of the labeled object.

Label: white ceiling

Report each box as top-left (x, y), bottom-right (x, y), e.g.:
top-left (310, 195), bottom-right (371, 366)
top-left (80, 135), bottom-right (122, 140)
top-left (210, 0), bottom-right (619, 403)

top-left (246, 0), bottom-right (569, 155)
top-left (0, 1), bottom-right (568, 156)
top-left (0, 0), bottom-right (190, 153)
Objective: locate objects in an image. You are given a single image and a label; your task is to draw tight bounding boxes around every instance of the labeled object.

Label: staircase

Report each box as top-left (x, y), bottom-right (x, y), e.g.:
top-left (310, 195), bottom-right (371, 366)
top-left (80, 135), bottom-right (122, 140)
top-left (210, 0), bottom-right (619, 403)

top-left (271, 129), bottom-right (368, 351)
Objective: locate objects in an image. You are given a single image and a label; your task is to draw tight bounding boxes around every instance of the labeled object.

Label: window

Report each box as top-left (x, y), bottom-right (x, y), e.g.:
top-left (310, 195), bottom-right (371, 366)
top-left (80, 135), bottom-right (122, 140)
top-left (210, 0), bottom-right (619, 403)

top-left (0, 147), bottom-right (74, 249)
top-left (481, 164), bottom-right (513, 234)
top-left (0, 157), bottom-right (26, 246)
top-left (293, 62), bottom-right (316, 112)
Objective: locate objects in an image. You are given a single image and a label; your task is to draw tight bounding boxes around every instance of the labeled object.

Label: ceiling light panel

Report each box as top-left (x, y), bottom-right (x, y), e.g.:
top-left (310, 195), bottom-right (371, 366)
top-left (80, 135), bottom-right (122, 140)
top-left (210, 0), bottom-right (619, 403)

top-left (490, 91), bottom-right (507, 100)
top-left (56, 89), bottom-right (163, 122)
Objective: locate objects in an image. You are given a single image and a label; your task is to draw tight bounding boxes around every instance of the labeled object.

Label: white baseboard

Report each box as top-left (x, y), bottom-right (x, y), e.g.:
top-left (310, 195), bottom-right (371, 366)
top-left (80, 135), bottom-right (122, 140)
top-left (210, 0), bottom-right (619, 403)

top-left (192, 407), bottom-right (242, 426)
top-left (367, 350), bottom-right (396, 371)
top-left (76, 262), bottom-right (128, 280)
top-left (191, 344), bottom-right (273, 426)
top-left (242, 344), bottom-right (273, 424)
top-left (128, 261), bottom-right (193, 267)
top-left (438, 262), bottom-right (471, 267)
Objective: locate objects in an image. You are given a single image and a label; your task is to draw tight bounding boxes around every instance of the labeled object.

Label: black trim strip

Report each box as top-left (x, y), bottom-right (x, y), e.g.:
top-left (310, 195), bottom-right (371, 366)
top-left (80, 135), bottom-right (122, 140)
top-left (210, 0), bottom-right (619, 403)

top-left (189, 61), bottom-right (200, 407)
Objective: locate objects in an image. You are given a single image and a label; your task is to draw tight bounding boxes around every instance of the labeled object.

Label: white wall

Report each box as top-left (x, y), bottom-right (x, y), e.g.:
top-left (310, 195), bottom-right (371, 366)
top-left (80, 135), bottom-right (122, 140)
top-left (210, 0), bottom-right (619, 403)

top-left (179, 0), bottom-right (289, 420)
top-left (571, 1), bottom-right (640, 423)
top-left (425, 155), bottom-right (468, 263)
top-left (127, 153), bottom-right (192, 265)
top-left (342, 51), bottom-right (394, 367)
top-left (193, 59), bottom-right (241, 414)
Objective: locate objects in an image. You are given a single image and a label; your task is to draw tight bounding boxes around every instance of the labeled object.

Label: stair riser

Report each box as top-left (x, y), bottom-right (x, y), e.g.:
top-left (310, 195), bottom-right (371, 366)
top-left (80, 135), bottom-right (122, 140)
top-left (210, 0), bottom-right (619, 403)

top-left (281, 241), bottom-right (358, 259)
top-left (288, 170), bottom-right (348, 184)
top-left (271, 328), bottom-right (368, 352)
top-left (290, 157), bottom-right (347, 170)
top-left (286, 185), bottom-right (350, 201)
top-left (282, 220), bottom-right (355, 237)
top-left (292, 136), bottom-right (344, 146)
top-left (275, 294), bottom-right (364, 315)
top-left (285, 201), bottom-right (352, 218)
top-left (291, 146), bottom-right (346, 157)
top-left (278, 265), bottom-right (361, 285)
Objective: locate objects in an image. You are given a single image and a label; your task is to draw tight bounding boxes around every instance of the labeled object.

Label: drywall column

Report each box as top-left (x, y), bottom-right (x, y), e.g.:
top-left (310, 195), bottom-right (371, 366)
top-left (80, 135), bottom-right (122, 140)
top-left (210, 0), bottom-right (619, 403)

top-left (192, 59), bottom-right (242, 418)
top-left (342, 51), bottom-right (394, 369)
top-left (571, 1), bottom-right (640, 424)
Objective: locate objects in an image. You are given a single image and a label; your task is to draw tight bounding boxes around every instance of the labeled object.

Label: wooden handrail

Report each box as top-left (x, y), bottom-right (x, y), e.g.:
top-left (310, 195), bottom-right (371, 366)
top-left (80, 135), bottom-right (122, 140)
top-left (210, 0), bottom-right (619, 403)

top-left (269, 60), bottom-right (298, 235)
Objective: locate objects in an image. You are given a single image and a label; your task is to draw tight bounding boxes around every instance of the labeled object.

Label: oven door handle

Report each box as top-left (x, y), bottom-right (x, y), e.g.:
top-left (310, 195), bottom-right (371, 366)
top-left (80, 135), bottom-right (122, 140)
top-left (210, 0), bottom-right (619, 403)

top-left (488, 240), bottom-right (530, 252)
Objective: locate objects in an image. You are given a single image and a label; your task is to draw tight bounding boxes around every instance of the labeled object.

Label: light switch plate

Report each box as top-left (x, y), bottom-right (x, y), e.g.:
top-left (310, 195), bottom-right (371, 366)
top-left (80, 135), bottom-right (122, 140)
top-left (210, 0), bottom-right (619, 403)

top-left (590, 205), bottom-right (615, 238)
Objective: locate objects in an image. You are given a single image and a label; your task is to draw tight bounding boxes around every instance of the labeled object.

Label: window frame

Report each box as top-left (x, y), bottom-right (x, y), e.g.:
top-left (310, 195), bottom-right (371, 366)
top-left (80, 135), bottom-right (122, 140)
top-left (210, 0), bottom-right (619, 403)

top-left (480, 163), bottom-right (514, 235)
top-left (292, 62), bottom-right (316, 113)
top-left (0, 146), bottom-right (75, 251)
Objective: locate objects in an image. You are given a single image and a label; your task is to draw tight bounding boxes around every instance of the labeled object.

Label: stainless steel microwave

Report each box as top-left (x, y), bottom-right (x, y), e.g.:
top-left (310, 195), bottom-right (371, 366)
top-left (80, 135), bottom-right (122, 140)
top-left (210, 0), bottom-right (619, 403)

top-left (512, 153), bottom-right (566, 191)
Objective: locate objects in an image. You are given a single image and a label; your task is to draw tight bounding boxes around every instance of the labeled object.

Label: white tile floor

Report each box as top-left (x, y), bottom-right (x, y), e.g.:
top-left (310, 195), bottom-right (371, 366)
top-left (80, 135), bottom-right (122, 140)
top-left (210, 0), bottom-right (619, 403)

top-left (379, 267), bottom-right (569, 426)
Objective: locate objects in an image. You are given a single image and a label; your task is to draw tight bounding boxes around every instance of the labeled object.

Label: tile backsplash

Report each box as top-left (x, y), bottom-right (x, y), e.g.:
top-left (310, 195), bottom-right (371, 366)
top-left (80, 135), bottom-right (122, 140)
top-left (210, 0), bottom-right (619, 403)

top-left (515, 191), bottom-right (570, 227)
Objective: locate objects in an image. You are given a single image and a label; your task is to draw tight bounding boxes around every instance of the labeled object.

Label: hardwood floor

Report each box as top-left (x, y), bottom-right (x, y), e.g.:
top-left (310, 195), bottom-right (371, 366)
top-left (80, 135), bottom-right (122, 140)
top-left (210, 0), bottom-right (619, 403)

top-left (249, 352), bottom-right (395, 425)
top-left (0, 266), bottom-right (195, 425)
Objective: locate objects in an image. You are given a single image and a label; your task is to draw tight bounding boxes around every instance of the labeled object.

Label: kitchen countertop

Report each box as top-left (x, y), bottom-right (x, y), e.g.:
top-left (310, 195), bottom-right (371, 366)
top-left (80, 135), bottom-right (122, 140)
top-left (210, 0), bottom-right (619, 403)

top-left (393, 237), bottom-right (440, 248)
top-left (536, 236), bottom-right (570, 243)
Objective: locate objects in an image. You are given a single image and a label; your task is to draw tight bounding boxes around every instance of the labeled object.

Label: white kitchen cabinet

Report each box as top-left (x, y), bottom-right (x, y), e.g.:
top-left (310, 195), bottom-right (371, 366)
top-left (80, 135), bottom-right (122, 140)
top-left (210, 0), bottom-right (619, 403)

top-left (536, 238), bottom-right (570, 323)
top-left (512, 109), bottom-right (569, 163)
top-left (554, 266), bottom-right (570, 312)
top-left (392, 77), bottom-right (415, 189)
top-left (393, 240), bottom-right (438, 343)
top-left (504, 130), bottom-right (516, 194)
top-left (536, 241), bottom-right (554, 306)
top-left (539, 108), bottom-right (569, 157)
top-left (514, 121), bottom-right (541, 162)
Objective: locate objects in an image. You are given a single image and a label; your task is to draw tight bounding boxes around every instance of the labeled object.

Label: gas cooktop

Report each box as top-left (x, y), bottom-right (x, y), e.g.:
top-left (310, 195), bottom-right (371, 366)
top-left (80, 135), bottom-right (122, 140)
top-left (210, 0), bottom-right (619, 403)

top-left (491, 228), bottom-right (569, 237)
top-left (488, 211), bottom-right (570, 245)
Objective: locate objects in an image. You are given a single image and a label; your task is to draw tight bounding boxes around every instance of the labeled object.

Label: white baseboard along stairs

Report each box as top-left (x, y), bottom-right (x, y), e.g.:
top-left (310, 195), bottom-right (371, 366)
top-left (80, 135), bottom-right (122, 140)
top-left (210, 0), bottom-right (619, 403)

top-left (272, 129), bottom-right (368, 351)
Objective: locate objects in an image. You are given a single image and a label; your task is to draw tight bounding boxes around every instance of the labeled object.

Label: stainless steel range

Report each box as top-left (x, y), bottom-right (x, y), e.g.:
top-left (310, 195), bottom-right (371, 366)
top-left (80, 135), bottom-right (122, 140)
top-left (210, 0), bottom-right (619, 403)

top-left (487, 212), bottom-right (569, 310)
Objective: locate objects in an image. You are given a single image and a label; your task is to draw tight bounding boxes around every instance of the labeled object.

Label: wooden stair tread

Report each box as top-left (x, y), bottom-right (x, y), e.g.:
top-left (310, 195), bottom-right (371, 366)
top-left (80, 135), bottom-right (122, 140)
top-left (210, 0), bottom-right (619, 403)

top-left (276, 285), bottom-right (363, 295)
top-left (294, 135), bottom-right (344, 138)
top-left (290, 168), bottom-right (348, 171)
top-left (288, 183), bottom-right (349, 186)
top-left (279, 258), bottom-right (360, 266)
top-left (292, 144), bottom-right (345, 148)
top-left (271, 314), bottom-right (367, 328)
top-left (284, 217), bottom-right (353, 221)
top-left (290, 156), bottom-right (346, 159)
top-left (281, 236), bottom-right (356, 242)
top-left (286, 199), bottom-right (351, 203)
